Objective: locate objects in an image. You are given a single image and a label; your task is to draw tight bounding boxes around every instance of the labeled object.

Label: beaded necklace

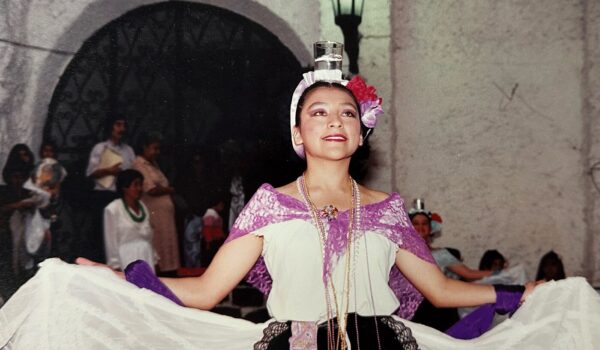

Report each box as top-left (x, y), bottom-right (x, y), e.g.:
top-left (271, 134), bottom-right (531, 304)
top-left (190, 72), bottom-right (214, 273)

top-left (121, 199), bottom-right (146, 223)
top-left (297, 174), bottom-right (360, 350)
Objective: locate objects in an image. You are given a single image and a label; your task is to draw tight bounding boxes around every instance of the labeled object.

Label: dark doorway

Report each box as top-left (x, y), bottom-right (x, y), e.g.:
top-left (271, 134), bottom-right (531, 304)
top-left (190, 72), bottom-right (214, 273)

top-left (45, 1), bottom-right (303, 186)
top-left (43, 1), bottom-right (304, 261)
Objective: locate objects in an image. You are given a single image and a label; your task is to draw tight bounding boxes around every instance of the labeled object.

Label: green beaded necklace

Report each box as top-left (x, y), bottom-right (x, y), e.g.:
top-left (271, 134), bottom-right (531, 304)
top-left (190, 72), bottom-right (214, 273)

top-left (121, 199), bottom-right (146, 223)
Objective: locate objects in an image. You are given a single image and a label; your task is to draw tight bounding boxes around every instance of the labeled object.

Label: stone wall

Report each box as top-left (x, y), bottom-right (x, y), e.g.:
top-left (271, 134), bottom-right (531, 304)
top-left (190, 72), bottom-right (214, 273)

top-left (320, 0), bottom-right (394, 192)
top-left (584, 0), bottom-right (600, 285)
top-left (391, 0), bottom-right (599, 283)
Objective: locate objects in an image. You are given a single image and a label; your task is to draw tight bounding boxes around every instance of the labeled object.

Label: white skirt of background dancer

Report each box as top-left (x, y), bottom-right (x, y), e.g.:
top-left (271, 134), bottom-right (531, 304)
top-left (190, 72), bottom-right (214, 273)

top-left (1, 259), bottom-right (599, 349)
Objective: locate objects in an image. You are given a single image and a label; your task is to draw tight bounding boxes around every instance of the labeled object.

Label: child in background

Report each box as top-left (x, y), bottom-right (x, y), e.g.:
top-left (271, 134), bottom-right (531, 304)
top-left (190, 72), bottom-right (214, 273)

top-left (201, 187), bottom-right (227, 266)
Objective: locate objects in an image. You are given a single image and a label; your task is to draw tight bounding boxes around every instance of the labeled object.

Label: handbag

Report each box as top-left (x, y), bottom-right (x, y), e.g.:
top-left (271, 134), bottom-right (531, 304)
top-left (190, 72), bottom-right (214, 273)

top-left (24, 209), bottom-right (51, 256)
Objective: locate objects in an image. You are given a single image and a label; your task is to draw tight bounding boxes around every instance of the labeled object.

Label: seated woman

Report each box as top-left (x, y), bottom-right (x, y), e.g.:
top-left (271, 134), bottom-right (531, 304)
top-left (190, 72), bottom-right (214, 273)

top-left (536, 250), bottom-right (566, 281)
top-left (104, 169), bottom-right (157, 272)
top-left (408, 201), bottom-right (463, 331)
top-left (2, 42), bottom-right (600, 350)
top-left (408, 200), bottom-right (494, 281)
top-left (479, 249), bottom-right (507, 272)
top-left (473, 249), bottom-right (528, 285)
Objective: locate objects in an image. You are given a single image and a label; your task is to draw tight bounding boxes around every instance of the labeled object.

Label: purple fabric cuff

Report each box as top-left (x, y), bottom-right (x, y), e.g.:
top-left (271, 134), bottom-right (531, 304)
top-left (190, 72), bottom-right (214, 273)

top-left (125, 260), bottom-right (183, 306)
top-left (494, 285), bottom-right (524, 315)
top-left (445, 284), bottom-right (524, 339)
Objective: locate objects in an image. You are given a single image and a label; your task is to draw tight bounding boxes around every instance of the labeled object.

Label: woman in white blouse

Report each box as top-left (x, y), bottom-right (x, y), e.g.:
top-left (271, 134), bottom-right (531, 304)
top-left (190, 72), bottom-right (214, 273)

top-left (104, 169), bottom-right (157, 272)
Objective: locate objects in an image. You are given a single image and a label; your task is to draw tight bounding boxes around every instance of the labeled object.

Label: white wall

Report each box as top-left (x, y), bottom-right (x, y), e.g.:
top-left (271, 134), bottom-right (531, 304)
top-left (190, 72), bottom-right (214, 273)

top-left (320, 0), bottom-right (394, 193)
top-left (390, 0), bottom-right (598, 282)
top-left (585, 0), bottom-right (600, 285)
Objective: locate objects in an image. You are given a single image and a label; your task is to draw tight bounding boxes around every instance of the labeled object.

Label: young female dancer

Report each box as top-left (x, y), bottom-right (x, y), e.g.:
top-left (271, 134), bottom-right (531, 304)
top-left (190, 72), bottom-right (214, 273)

top-left (1, 42), bottom-right (598, 350)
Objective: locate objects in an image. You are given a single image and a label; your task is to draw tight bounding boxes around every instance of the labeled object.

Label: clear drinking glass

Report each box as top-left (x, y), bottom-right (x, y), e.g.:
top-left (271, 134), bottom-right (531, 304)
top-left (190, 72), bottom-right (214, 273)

top-left (313, 41), bottom-right (343, 71)
top-left (413, 198), bottom-right (425, 211)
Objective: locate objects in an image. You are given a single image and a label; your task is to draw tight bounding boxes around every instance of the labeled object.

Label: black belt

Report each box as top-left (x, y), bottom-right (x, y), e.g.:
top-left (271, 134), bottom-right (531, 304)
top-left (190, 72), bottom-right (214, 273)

top-left (254, 313), bottom-right (420, 350)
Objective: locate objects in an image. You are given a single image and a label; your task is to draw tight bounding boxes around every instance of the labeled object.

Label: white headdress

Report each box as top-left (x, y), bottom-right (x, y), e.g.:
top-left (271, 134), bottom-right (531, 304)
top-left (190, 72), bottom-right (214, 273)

top-left (289, 41), bottom-right (383, 158)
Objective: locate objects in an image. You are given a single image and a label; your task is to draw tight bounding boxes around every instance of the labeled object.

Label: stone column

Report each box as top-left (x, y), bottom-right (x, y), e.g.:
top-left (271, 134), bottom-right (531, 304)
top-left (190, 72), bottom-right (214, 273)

top-left (583, 0), bottom-right (600, 286)
top-left (0, 1), bottom-right (34, 168)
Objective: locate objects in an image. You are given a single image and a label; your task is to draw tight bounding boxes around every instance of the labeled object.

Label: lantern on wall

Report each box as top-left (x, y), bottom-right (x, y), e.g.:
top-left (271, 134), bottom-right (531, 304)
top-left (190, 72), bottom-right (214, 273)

top-left (332, 0), bottom-right (364, 74)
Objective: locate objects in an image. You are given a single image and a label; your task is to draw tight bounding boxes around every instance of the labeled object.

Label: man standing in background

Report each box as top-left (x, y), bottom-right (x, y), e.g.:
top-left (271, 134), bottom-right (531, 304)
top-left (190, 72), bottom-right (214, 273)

top-left (83, 117), bottom-right (135, 262)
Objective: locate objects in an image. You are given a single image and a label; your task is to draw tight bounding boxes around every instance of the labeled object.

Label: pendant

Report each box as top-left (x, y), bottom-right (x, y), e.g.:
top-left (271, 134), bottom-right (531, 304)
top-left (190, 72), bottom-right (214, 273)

top-left (320, 204), bottom-right (339, 221)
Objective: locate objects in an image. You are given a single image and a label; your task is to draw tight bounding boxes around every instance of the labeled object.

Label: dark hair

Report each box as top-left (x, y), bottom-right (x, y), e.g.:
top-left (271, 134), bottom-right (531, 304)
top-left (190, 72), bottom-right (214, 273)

top-left (103, 116), bottom-right (126, 138)
top-left (115, 169), bottom-right (144, 197)
top-left (409, 211), bottom-right (432, 223)
top-left (39, 139), bottom-right (57, 157)
top-left (205, 188), bottom-right (226, 209)
top-left (202, 176), bottom-right (229, 209)
top-left (479, 250), bottom-right (506, 270)
top-left (294, 81), bottom-right (368, 136)
top-left (535, 250), bottom-right (566, 281)
top-left (136, 131), bottom-right (162, 155)
top-left (3, 144), bottom-right (34, 183)
top-left (446, 247), bottom-right (462, 261)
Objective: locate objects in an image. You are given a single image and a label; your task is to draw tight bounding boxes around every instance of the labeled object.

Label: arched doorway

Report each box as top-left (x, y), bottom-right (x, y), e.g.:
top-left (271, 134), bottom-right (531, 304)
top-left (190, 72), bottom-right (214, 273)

top-left (44, 1), bottom-right (304, 261)
top-left (45, 1), bottom-right (304, 183)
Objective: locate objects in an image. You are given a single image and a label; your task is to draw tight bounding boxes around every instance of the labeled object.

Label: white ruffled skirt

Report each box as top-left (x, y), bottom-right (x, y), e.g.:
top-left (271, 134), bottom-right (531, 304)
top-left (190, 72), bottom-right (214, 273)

top-left (1, 259), bottom-right (599, 349)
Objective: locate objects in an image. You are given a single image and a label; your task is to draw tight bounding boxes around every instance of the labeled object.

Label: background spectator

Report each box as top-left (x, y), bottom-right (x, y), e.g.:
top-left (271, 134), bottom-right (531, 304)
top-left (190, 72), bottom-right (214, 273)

top-left (39, 140), bottom-right (57, 160)
top-left (84, 116), bottom-right (135, 262)
top-left (536, 250), bottom-right (566, 281)
top-left (0, 145), bottom-right (35, 300)
top-left (21, 159), bottom-right (68, 274)
top-left (104, 169), bottom-right (156, 272)
top-left (174, 150), bottom-right (211, 267)
top-left (479, 249), bottom-right (507, 272)
top-left (201, 184), bottom-right (227, 266)
top-left (133, 132), bottom-right (180, 275)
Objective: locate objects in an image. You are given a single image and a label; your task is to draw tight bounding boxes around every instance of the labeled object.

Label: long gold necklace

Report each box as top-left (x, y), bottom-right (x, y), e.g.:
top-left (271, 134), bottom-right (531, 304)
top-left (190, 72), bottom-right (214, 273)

top-left (298, 174), bottom-right (359, 350)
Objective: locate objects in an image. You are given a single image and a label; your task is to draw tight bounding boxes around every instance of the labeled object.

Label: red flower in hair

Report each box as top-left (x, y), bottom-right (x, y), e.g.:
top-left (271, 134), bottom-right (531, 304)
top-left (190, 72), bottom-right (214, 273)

top-left (346, 75), bottom-right (383, 129)
top-left (346, 76), bottom-right (382, 104)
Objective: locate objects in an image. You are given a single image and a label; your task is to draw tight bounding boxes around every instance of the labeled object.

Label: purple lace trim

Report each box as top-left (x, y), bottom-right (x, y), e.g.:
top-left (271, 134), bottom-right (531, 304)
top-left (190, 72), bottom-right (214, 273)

top-left (225, 183), bottom-right (435, 319)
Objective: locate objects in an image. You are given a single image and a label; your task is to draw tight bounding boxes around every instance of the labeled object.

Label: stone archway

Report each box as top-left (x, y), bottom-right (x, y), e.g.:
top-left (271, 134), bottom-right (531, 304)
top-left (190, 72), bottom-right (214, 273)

top-left (0, 0), bottom-right (315, 171)
top-left (42, 2), bottom-right (306, 262)
top-left (44, 1), bottom-right (304, 191)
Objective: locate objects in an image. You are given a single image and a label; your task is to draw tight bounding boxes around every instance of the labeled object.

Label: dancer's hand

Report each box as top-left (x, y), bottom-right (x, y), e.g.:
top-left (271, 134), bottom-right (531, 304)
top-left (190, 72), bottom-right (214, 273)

top-left (520, 280), bottom-right (545, 304)
top-left (75, 257), bottom-right (125, 279)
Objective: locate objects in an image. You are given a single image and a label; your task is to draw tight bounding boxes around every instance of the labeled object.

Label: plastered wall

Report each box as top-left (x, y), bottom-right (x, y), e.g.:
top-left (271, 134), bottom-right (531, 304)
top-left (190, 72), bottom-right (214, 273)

top-left (391, 0), bottom-right (599, 283)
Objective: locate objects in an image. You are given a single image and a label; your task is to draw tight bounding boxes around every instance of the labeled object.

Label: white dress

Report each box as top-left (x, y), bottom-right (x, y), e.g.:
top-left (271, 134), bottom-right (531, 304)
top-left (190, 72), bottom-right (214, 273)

top-left (1, 185), bottom-right (600, 349)
top-left (103, 199), bottom-right (156, 272)
top-left (255, 220), bottom-right (401, 323)
top-left (1, 246), bottom-right (599, 348)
